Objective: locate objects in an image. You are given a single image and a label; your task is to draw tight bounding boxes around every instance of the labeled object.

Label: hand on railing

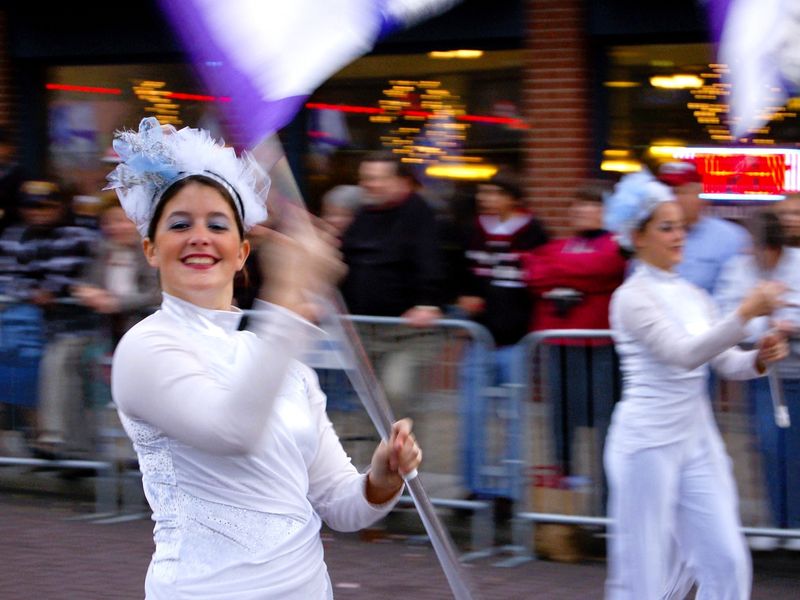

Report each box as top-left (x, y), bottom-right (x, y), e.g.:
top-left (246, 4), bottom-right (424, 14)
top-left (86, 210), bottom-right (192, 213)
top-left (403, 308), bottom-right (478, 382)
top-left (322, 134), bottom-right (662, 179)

top-left (402, 305), bottom-right (442, 328)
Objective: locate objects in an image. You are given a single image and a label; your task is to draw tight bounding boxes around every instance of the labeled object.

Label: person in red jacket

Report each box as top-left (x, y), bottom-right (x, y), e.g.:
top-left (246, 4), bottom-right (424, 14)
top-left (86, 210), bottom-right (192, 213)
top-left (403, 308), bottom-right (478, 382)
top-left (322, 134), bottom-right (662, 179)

top-left (524, 182), bottom-right (627, 478)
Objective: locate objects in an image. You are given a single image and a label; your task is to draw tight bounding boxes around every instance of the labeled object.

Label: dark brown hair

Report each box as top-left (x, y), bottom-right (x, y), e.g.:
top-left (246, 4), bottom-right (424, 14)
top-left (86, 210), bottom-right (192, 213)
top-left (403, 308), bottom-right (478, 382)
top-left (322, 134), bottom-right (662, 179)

top-left (147, 174), bottom-right (245, 240)
top-left (360, 150), bottom-right (417, 182)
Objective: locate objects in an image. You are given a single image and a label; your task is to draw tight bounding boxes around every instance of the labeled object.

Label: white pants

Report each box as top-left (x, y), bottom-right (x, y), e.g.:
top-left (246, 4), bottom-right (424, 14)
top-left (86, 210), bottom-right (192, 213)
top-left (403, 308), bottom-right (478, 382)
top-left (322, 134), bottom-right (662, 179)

top-left (604, 427), bottom-right (751, 599)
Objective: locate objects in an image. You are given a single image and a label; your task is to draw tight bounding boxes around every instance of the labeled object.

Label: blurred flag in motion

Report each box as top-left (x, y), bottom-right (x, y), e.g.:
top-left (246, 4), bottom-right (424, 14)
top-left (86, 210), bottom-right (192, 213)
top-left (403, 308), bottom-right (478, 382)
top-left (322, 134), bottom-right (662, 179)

top-left (716, 0), bottom-right (800, 136)
top-left (159, 0), bottom-right (461, 147)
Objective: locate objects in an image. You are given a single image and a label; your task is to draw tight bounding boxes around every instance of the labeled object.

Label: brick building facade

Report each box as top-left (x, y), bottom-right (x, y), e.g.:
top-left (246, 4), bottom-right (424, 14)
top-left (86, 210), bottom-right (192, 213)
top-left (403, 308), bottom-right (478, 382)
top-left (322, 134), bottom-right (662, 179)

top-left (524, 0), bottom-right (593, 234)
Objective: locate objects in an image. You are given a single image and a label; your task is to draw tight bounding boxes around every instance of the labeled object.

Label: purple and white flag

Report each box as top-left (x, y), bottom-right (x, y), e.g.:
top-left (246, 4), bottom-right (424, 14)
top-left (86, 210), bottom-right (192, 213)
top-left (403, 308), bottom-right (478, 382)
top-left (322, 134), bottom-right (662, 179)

top-left (159, 0), bottom-right (461, 147)
top-left (716, 0), bottom-right (800, 136)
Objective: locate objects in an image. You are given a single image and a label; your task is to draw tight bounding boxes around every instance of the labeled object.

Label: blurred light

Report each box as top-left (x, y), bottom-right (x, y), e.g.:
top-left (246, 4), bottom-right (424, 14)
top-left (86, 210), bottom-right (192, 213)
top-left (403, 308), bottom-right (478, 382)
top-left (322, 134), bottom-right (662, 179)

top-left (601, 160), bottom-right (642, 173)
top-left (166, 92), bottom-right (217, 102)
top-left (603, 149), bottom-right (630, 158)
top-left (650, 75), bottom-right (703, 89)
top-left (700, 193), bottom-right (785, 201)
top-left (46, 83), bottom-right (122, 95)
top-left (674, 146), bottom-right (793, 156)
top-left (459, 114), bottom-right (527, 127)
top-left (307, 102), bottom-right (382, 114)
top-left (649, 144), bottom-right (686, 158)
top-left (603, 81), bottom-right (640, 88)
top-left (428, 50), bottom-right (484, 59)
top-left (426, 164), bottom-right (497, 180)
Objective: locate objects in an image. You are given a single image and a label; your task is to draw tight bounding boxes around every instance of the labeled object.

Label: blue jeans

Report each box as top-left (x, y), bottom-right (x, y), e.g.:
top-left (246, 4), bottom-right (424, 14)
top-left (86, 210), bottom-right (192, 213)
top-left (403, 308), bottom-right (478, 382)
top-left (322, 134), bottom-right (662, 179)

top-left (0, 303), bottom-right (44, 408)
top-left (749, 376), bottom-right (800, 528)
top-left (459, 343), bottom-right (521, 498)
top-left (548, 344), bottom-right (618, 476)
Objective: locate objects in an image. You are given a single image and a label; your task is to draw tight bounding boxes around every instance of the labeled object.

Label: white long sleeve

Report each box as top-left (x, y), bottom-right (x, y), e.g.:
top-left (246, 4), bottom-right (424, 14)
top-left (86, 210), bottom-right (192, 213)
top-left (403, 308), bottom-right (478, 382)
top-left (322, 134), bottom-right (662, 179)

top-left (303, 368), bottom-right (401, 531)
top-left (710, 347), bottom-right (760, 380)
top-left (114, 294), bottom-right (398, 598)
top-left (616, 275), bottom-right (748, 372)
top-left (609, 264), bottom-right (761, 452)
top-left (112, 294), bottom-right (318, 455)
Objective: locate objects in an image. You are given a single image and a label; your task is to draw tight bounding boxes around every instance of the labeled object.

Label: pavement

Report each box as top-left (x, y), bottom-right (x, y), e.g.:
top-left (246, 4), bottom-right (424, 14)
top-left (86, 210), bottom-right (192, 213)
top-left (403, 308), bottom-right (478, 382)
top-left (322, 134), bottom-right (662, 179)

top-left (1, 482), bottom-right (800, 599)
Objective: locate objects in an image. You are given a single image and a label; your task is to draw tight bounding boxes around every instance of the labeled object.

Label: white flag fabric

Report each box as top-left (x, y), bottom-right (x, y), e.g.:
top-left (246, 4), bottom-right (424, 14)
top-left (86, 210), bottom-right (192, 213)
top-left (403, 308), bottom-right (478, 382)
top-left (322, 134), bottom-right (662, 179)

top-left (159, 0), bottom-right (461, 146)
top-left (719, 0), bottom-right (800, 136)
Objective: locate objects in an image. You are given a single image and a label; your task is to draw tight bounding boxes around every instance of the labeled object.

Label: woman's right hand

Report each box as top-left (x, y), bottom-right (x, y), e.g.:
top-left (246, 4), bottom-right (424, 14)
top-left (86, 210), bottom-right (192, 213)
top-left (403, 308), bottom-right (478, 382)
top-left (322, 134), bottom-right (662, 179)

top-left (738, 281), bottom-right (788, 321)
top-left (256, 207), bottom-right (346, 315)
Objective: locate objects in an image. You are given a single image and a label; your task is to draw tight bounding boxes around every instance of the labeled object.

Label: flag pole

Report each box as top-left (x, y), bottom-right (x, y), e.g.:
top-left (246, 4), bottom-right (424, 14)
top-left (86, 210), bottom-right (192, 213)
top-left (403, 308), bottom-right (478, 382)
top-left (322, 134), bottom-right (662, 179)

top-left (252, 138), bottom-right (481, 600)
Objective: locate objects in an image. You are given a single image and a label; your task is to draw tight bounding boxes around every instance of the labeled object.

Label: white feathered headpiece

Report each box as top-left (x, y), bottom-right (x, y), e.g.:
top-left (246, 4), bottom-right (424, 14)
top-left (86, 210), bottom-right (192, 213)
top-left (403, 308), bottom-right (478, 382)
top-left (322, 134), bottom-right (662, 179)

top-left (105, 117), bottom-right (269, 237)
top-left (603, 169), bottom-right (675, 251)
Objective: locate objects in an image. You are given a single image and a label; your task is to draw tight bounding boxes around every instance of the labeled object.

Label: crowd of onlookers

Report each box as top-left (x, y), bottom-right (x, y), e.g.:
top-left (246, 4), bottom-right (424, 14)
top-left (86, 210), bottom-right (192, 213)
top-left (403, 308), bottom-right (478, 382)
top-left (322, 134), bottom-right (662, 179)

top-left (1, 137), bottom-right (799, 533)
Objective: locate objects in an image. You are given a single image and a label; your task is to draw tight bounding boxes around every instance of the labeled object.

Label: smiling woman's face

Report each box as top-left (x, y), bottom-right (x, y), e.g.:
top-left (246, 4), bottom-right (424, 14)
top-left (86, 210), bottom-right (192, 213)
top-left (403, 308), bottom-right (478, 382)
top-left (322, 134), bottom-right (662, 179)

top-left (143, 181), bottom-right (250, 310)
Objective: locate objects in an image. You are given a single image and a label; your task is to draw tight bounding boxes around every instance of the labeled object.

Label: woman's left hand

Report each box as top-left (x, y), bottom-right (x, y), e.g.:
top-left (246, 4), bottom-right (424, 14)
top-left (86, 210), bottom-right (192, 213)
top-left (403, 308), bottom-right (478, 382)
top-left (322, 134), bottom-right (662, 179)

top-left (756, 331), bottom-right (790, 371)
top-left (366, 418), bottom-right (422, 504)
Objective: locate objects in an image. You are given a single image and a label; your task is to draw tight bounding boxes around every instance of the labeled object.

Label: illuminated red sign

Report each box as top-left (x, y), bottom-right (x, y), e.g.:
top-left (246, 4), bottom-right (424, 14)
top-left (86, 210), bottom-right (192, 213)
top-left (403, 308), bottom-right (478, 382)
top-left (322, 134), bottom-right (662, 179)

top-left (695, 154), bottom-right (786, 195)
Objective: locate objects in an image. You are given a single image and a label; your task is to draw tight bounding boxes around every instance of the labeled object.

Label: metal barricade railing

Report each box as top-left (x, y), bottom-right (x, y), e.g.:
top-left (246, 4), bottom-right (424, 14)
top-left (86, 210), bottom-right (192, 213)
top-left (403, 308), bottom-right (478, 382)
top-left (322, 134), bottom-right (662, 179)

top-left (0, 297), bottom-right (148, 522)
top-left (0, 307), bottom-right (511, 549)
top-left (306, 314), bottom-right (504, 557)
top-left (498, 329), bottom-right (800, 567)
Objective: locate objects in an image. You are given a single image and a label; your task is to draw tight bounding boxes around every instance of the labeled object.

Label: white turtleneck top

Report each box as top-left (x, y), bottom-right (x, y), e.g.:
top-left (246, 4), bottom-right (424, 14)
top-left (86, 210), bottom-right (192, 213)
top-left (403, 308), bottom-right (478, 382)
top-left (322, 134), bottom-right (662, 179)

top-left (111, 293), bottom-right (398, 599)
top-left (608, 263), bottom-right (762, 453)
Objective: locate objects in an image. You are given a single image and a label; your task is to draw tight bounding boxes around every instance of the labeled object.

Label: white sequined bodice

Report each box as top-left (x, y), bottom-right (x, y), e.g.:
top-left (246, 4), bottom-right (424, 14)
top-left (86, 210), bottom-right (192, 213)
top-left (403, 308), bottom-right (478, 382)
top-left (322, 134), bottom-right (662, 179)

top-left (112, 294), bottom-right (395, 598)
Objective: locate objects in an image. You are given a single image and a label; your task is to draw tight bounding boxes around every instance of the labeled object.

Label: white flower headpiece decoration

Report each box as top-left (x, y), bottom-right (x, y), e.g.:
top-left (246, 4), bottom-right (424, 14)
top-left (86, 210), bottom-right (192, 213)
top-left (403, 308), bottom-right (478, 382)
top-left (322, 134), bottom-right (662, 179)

top-left (105, 117), bottom-right (269, 237)
top-left (603, 169), bottom-right (675, 251)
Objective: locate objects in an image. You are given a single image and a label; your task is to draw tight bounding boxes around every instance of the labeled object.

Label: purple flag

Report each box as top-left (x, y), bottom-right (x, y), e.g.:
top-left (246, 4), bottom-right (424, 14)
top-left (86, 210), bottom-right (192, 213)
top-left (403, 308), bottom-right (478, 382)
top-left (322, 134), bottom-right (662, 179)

top-left (159, 0), bottom-right (460, 147)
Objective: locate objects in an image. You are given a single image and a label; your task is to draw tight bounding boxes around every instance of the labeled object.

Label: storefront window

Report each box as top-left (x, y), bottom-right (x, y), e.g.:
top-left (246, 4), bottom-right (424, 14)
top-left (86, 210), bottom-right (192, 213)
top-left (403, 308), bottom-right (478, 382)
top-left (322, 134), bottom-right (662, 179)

top-left (604, 42), bottom-right (800, 205)
top-left (44, 48), bottom-right (524, 208)
top-left (304, 49), bottom-right (524, 209)
top-left (45, 64), bottom-right (226, 196)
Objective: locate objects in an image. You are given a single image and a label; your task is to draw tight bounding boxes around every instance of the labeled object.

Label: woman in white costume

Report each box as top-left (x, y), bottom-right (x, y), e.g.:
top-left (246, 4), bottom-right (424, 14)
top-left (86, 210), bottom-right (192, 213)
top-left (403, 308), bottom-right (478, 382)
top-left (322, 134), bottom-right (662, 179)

top-left (107, 118), bottom-right (422, 599)
top-left (602, 172), bottom-right (788, 599)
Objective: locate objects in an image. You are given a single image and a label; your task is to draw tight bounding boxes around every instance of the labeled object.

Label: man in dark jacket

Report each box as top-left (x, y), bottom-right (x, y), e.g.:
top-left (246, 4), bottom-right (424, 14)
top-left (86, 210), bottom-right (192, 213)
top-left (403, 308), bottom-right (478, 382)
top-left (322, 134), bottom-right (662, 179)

top-left (339, 151), bottom-right (445, 429)
top-left (341, 151), bottom-right (443, 323)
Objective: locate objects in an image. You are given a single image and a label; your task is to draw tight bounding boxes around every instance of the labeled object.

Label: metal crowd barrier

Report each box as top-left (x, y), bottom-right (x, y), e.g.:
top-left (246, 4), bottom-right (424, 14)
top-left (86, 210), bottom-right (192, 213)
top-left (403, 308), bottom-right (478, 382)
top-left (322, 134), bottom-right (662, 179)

top-left (0, 296), bottom-right (147, 522)
top-left (0, 308), bottom-right (510, 553)
top-left (497, 329), bottom-right (800, 567)
top-left (306, 314), bottom-right (505, 558)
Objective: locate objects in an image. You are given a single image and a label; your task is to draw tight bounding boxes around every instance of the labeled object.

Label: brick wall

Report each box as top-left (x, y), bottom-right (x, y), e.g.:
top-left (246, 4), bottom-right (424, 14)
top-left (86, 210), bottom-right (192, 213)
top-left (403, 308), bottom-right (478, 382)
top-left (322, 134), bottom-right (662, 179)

top-left (524, 0), bottom-right (593, 235)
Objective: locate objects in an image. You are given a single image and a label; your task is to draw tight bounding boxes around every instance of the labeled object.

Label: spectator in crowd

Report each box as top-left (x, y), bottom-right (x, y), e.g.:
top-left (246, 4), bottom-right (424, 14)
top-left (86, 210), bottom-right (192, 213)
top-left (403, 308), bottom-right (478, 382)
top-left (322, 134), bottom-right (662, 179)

top-left (715, 211), bottom-right (800, 548)
top-left (73, 192), bottom-right (160, 344)
top-left (340, 151), bottom-right (444, 415)
top-left (0, 182), bottom-right (52, 446)
top-left (525, 182), bottom-right (627, 477)
top-left (455, 170), bottom-right (547, 502)
top-left (70, 193), bottom-right (160, 412)
top-left (341, 151), bottom-right (443, 322)
top-left (657, 160), bottom-right (749, 293)
top-left (320, 184), bottom-right (363, 240)
top-left (459, 171), bottom-right (548, 348)
top-left (18, 181), bottom-right (101, 458)
top-left (527, 182), bottom-right (625, 331)
top-left (773, 192), bottom-right (800, 247)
